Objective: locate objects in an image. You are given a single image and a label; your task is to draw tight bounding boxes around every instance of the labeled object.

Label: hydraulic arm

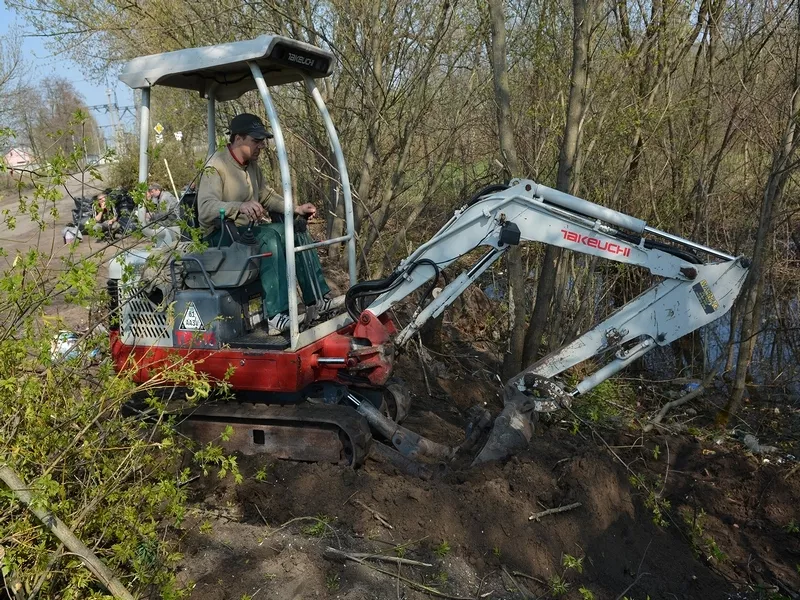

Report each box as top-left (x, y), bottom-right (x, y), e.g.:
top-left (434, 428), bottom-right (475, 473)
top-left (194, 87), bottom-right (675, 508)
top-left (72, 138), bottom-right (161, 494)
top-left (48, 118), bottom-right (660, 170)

top-left (351, 179), bottom-right (749, 402)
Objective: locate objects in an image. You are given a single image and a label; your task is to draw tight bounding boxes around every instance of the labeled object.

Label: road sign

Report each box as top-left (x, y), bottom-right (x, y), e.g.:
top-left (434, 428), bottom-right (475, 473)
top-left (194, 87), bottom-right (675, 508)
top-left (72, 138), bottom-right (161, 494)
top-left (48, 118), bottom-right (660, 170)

top-left (154, 122), bottom-right (164, 134)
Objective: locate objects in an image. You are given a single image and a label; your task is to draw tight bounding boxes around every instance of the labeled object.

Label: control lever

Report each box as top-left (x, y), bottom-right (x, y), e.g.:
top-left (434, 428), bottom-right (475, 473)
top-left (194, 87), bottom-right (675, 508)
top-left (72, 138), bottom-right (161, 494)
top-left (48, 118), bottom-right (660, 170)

top-left (240, 221), bottom-right (258, 245)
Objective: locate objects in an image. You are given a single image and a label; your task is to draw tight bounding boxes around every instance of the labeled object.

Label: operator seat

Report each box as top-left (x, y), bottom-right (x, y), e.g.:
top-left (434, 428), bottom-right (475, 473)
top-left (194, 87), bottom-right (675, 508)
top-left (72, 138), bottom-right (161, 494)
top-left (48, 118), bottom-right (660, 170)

top-left (179, 220), bottom-right (264, 289)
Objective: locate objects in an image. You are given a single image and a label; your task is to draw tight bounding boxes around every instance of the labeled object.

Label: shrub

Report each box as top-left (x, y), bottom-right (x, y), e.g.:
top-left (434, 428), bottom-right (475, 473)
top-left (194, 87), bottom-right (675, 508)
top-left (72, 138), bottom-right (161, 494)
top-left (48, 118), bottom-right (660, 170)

top-left (0, 123), bottom-right (214, 598)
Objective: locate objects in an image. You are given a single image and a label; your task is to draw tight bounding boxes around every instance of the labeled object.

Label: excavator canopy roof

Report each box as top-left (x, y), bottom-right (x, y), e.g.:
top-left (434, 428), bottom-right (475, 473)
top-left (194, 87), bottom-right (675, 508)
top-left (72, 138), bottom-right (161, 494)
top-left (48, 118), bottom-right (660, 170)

top-left (118, 35), bottom-right (335, 101)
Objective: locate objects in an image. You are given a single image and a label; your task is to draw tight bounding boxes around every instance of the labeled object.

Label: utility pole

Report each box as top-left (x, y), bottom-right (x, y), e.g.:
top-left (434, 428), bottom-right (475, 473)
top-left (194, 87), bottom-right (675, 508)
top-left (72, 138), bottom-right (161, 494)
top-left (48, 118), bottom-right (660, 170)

top-left (106, 87), bottom-right (123, 150)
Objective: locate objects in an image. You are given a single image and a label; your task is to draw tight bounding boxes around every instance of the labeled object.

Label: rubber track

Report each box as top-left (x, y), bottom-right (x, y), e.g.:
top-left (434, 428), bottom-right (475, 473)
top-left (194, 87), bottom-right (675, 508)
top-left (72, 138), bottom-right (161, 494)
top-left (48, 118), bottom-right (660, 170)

top-left (181, 403), bottom-right (373, 467)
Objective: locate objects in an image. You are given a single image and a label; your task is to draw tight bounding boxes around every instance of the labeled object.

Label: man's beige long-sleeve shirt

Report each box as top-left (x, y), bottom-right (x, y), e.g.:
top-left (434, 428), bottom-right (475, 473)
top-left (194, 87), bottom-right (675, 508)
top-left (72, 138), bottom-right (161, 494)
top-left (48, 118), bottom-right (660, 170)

top-left (197, 146), bottom-right (285, 236)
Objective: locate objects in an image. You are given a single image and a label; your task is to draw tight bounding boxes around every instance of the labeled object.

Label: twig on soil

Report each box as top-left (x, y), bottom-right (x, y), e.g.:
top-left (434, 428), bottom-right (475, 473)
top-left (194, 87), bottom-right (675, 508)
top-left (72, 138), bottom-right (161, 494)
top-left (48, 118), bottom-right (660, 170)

top-left (397, 563), bottom-right (401, 600)
top-left (369, 535), bottom-right (429, 549)
top-left (501, 566), bottom-right (533, 599)
top-left (417, 336), bottom-right (433, 397)
top-left (662, 438), bottom-right (671, 493)
top-left (786, 463), bottom-right (799, 481)
top-left (267, 516), bottom-right (342, 548)
top-left (644, 365), bottom-right (721, 433)
top-left (474, 571), bottom-right (493, 599)
top-left (528, 502), bottom-right (582, 522)
top-left (253, 503), bottom-right (268, 527)
top-left (178, 474), bottom-right (200, 487)
top-left (324, 546), bottom-right (432, 567)
top-left (614, 539), bottom-right (652, 600)
top-left (614, 571), bottom-right (650, 600)
top-left (352, 499), bottom-right (394, 530)
top-left (511, 570), bottom-right (547, 585)
top-left (323, 547), bottom-right (472, 599)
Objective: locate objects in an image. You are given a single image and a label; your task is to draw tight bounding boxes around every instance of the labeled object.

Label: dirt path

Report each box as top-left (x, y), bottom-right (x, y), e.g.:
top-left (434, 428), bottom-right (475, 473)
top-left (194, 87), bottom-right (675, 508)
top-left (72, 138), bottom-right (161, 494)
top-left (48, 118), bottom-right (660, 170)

top-left (0, 169), bottom-right (107, 252)
top-left (0, 167), bottom-right (126, 327)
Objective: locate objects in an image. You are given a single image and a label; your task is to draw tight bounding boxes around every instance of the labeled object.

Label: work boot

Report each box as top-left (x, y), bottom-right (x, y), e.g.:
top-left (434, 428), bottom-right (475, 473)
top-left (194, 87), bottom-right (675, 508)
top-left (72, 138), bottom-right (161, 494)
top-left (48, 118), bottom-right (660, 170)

top-left (267, 312), bottom-right (290, 335)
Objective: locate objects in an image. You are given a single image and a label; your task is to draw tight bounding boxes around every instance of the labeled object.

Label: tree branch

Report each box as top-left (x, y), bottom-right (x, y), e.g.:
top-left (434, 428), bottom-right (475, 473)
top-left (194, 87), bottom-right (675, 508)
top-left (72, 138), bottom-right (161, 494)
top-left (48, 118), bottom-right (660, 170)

top-left (0, 464), bottom-right (135, 600)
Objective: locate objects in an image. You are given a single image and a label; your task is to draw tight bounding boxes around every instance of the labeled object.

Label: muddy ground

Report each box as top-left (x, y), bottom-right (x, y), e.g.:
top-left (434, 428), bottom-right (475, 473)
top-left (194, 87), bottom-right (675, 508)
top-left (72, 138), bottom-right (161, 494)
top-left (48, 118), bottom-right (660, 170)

top-left (6, 175), bottom-right (799, 600)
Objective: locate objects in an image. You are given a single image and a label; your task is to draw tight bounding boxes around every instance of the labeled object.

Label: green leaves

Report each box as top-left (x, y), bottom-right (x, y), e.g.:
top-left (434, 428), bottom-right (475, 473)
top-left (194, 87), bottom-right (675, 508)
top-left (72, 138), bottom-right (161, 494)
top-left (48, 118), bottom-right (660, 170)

top-left (0, 122), bottom-right (201, 599)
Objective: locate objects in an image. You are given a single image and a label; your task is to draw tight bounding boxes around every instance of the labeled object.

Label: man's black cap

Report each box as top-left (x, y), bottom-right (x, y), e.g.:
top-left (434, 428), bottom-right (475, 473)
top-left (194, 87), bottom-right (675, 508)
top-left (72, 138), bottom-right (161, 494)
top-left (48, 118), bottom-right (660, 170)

top-left (229, 113), bottom-right (273, 140)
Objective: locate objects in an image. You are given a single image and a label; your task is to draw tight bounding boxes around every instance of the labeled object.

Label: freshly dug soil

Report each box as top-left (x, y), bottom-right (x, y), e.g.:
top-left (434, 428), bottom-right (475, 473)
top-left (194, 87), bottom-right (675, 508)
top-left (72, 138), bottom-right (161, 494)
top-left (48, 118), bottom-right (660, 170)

top-left (176, 354), bottom-right (800, 600)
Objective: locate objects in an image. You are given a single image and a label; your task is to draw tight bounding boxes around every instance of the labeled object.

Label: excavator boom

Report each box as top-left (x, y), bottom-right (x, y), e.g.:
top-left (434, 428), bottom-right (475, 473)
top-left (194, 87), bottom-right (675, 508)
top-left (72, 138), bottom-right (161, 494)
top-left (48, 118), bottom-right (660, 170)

top-left (350, 178), bottom-right (748, 402)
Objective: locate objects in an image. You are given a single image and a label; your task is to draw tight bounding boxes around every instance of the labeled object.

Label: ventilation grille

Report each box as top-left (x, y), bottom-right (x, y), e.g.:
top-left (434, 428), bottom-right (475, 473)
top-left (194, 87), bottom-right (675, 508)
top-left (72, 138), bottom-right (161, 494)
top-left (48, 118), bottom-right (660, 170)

top-left (121, 290), bottom-right (172, 347)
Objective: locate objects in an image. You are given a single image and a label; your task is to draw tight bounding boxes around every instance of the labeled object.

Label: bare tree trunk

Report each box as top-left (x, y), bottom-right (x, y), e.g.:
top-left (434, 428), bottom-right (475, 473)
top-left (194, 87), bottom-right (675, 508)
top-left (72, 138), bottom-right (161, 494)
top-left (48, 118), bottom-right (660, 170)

top-left (351, 1), bottom-right (385, 257)
top-left (718, 83), bottom-right (800, 426)
top-left (522, 0), bottom-right (590, 366)
top-left (357, 126), bottom-right (414, 269)
top-left (487, 0), bottom-right (524, 379)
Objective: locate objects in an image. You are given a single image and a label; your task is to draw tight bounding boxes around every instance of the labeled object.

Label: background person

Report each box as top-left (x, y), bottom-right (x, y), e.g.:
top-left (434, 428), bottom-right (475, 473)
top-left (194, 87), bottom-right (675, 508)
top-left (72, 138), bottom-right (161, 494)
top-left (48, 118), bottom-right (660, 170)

top-left (93, 191), bottom-right (119, 239)
top-left (145, 182), bottom-right (179, 226)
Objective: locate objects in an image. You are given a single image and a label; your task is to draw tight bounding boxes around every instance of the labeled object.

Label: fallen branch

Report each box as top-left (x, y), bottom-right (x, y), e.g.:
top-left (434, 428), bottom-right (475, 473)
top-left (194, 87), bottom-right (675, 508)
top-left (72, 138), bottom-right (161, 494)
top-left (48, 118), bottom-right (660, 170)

top-left (528, 502), bottom-right (582, 522)
top-left (322, 547), bottom-right (472, 599)
top-left (511, 570), bottom-right (547, 585)
top-left (644, 363), bottom-right (722, 433)
top-left (323, 546), bottom-right (432, 567)
top-left (0, 464), bottom-right (135, 600)
top-left (352, 499), bottom-right (394, 530)
top-left (501, 566), bottom-right (533, 599)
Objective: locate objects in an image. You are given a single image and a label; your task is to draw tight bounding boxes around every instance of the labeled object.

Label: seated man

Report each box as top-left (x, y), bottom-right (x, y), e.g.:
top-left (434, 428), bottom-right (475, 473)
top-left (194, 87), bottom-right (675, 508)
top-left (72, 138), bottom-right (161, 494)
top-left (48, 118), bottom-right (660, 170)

top-left (145, 183), bottom-right (179, 226)
top-left (197, 113), bottom-right (332, 335)
top-left (93, 191), bottom-right (119, 239)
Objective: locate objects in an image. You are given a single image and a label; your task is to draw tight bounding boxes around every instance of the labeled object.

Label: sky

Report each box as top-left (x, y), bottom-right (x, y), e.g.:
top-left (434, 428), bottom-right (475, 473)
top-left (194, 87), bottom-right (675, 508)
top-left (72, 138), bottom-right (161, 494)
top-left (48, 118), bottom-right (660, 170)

top-left (0, 4), bottom-right (136, 146)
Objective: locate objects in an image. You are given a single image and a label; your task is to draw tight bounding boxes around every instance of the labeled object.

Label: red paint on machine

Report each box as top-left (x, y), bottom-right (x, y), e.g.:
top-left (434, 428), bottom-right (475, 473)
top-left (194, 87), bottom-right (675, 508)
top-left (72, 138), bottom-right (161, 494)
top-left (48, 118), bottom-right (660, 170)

top-left (561, 229), bottom-right (631, 257)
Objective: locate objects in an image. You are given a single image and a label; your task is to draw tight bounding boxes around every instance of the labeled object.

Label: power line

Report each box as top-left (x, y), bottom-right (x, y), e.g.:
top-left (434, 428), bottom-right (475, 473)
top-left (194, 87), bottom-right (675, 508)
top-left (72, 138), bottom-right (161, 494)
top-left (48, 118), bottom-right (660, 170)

top-left (85, 88), bottom-right (134, 148)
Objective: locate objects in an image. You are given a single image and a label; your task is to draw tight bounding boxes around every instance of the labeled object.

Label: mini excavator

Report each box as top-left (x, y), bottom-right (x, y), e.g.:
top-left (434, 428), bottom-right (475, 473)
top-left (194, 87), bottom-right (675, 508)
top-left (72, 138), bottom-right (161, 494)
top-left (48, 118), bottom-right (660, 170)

top-left (109, 35), bottom-right (749, 471)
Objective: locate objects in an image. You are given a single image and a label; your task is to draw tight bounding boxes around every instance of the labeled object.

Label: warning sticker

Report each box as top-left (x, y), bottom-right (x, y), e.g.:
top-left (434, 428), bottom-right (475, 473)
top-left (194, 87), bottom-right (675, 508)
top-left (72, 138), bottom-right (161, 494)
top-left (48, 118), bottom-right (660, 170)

top-left (692, 280), bottom-right (720, 315)
top-left (180, 302), bottom-right (205, 330)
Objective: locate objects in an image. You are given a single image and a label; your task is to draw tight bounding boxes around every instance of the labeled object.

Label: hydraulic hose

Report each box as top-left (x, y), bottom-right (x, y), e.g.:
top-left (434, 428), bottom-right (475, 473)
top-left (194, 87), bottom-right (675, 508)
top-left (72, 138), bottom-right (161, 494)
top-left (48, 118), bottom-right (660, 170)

top-left (345, 183), bottom-right (505, 322)
top-left (614, 231), bottom-right (702, 264)
top-left (345, 259), bottom-right (441, 322)
top-left (465, 182), bottom-right (510, 207)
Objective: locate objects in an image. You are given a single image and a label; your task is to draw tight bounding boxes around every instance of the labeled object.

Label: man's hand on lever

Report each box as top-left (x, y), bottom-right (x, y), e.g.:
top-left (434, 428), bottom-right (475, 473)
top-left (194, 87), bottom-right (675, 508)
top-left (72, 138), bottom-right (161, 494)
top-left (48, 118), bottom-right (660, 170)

top-left (239, 200), bottom-right (265, 221)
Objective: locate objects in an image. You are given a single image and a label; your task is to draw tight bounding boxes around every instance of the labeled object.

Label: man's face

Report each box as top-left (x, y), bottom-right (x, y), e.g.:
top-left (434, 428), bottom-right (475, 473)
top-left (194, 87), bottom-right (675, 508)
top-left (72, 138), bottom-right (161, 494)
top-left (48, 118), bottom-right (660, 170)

top-left (239, 134), bottom-right (267, 162)
top-left (147, 188), bottom-right (161, 200)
